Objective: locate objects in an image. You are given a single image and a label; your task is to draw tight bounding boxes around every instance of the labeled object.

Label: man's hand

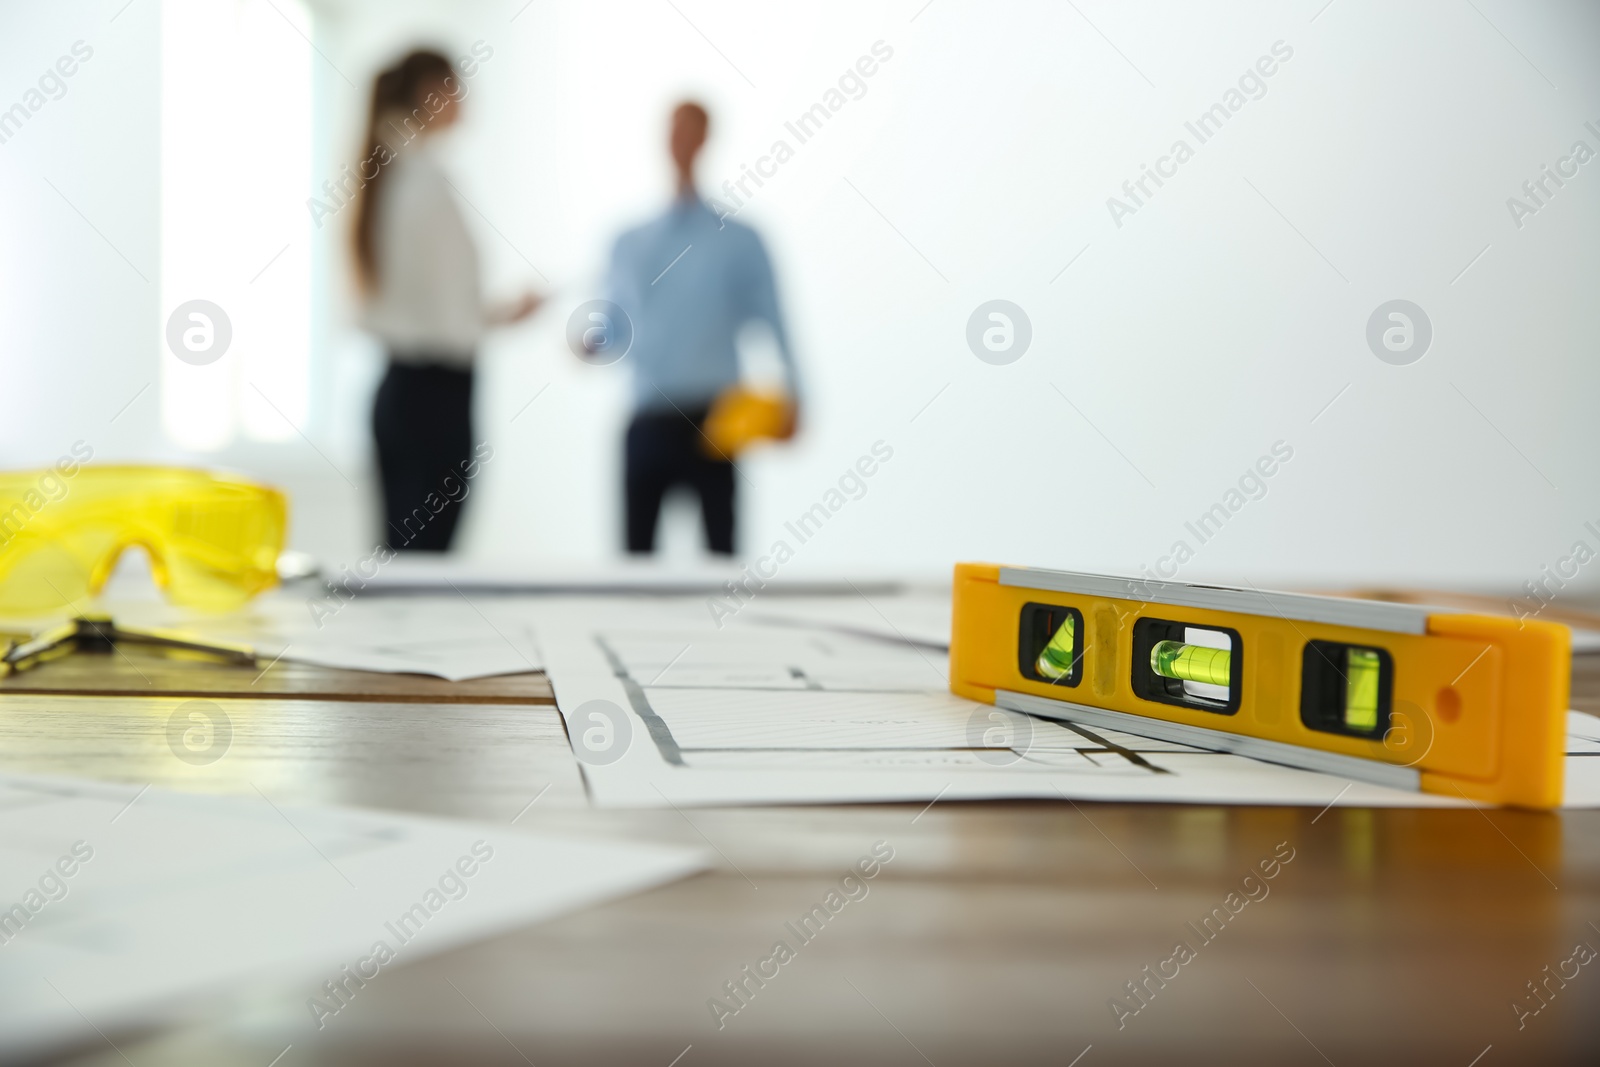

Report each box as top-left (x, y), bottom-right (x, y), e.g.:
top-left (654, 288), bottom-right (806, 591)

top-left (777, 401), bottom-right (799, 441)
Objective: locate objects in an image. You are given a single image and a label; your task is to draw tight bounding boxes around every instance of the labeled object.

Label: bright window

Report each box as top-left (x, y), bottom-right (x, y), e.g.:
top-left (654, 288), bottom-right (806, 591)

top-left (160, 0), bottom-right (312, 450)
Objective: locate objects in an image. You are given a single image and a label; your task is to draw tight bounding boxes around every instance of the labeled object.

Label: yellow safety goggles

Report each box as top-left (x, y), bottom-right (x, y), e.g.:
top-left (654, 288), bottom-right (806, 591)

top-left (0, 465), bottom-right (287, 616)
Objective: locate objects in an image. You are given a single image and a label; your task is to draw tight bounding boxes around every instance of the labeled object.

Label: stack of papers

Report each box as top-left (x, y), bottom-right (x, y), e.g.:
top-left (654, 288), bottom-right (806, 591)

top-left (106, 592), bottom-right (544, 681)
top-left (0, 774), bottom-right (704, 1059)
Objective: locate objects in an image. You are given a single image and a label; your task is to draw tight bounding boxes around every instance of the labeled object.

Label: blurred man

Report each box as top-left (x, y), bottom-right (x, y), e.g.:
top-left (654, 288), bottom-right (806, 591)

top-left (603, 102), bottom-right (799, 555)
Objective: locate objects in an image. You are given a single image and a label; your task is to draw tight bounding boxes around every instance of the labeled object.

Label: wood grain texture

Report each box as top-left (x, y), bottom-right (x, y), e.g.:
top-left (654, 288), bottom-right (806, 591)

top-left (17, 655), bottom-right (1600, 1065)
top-left (0, 644), bottom-right (554, 703)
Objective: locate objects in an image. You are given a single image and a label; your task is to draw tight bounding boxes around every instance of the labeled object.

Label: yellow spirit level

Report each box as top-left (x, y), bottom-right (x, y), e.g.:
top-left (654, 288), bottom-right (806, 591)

top-left (950, 563), bottom-right (1570, 809)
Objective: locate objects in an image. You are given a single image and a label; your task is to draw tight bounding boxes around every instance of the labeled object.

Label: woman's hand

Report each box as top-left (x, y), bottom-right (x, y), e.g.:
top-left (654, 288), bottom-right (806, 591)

top-left (489, 291), bottom-right (543, 326)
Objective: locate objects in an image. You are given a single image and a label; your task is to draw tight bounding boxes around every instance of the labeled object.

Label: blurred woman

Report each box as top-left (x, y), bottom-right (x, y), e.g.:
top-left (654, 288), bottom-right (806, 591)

top-left (352, 49), bottom-right (539, 552)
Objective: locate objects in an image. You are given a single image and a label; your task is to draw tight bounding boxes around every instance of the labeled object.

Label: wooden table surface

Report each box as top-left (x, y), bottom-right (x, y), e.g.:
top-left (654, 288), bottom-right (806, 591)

top-left (5, 645), bottom-right (1596, 1066)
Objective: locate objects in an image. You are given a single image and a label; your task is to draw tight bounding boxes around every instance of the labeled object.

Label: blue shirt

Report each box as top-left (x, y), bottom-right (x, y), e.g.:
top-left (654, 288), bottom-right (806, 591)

top-left (606, 195), bottom-right (797, 413)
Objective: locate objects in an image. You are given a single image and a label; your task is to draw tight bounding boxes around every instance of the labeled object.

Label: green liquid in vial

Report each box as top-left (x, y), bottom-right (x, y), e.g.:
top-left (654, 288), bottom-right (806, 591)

top-left (1035, 616), bottom-right (1077, 680)
top-left (1150, 640), bottom-right (1231, 687)
top-left (1344, 648), bottom-right (1380, 730)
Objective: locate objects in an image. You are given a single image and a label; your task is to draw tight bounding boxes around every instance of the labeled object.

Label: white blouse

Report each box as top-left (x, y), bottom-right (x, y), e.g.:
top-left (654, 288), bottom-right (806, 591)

top-left (362, 135), bottom-right (482, 365)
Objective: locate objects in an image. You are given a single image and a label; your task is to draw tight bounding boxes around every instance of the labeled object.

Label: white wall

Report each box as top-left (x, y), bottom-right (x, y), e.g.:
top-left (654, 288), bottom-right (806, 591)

top-left (1, 1), bottom-right (159, 470)
top-left (5, 0), bottom-right (1599, 591)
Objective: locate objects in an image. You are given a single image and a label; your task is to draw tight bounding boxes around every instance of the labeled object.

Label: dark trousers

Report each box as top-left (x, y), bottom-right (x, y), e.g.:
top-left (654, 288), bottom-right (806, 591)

top-left (625, 407), bottom-right (735, 555)
top-left (372, 360), bottom-right (473, 552)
